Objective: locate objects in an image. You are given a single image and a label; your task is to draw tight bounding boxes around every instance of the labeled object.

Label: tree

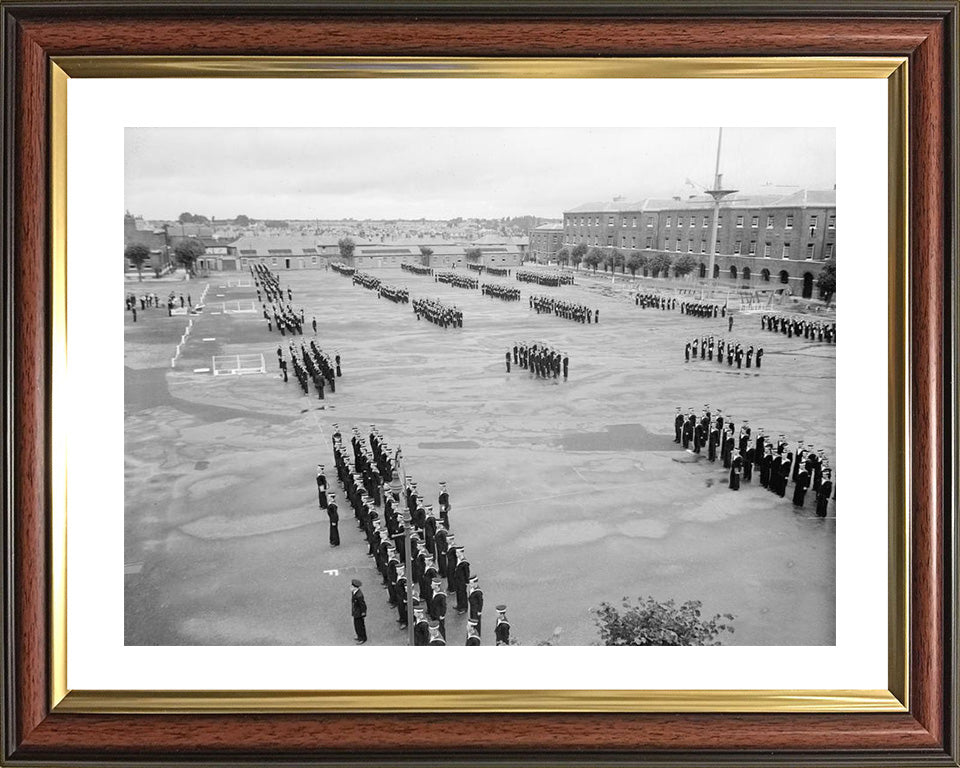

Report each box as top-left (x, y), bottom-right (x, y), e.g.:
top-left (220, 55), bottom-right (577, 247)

top-left (625, 250), bottom-right (647, 276)
top-left (234, 215), bottom-right (251, 226)
top-left (177, 212), bottom-right (209, 225)
top-left (124, 243), bottom-right (151, 282)
top-left (556, 247), bottom-right (570, 267)
top-left (173, 238), bottom-right (204, 275)
top-left (419, 246), bottom-right (433, 266)
top-left (338, 237), bottom-right (356, 261)
top-left (584, 248), bottom-right (603, 272)
top-left (593, 597), bottom-right (735, 646)
top-left (571, 242), bottom-right (588, 270)
top-left (649, 252), bottom-right (673, 278)
top-left (673, 254), bottom-right (698, 278)
top-left (607, 248), bottom-right (624, 274)
top-left (817, 259), bottom-right (836, 303)
top-left (465, 247), bottom-right (482, 261)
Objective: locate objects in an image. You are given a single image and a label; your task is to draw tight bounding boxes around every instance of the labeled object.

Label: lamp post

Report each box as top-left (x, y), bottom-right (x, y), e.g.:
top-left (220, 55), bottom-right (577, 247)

top-left (387, 450), bottom-right (415, 645)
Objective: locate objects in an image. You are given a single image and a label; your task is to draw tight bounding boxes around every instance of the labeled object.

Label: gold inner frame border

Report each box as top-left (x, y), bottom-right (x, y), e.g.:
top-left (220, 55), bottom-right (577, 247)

top-left (48, 55), bottom-right (908, 714)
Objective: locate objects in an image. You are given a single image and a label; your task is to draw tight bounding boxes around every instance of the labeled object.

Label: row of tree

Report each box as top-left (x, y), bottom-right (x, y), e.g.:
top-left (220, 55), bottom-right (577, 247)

top-left (124, 239), bottom-right (206, 281)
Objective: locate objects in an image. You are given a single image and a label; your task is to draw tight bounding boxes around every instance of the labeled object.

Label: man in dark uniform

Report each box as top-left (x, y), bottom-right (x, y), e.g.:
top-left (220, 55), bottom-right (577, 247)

top-left (467, 576), bottom-right (484, 635)
top-left (430, 577), bottom-right (447, 639)
top-left (438, 482), bottom-right (451, 529)
top-left (454, 549), bottom-right (471, 613)
top-left (495, 605), bottom-right (510, 646)
top-left (466, 619), bottom-right (482, 646)
top-left (445, 536), bottom-right (458, 593)
top-left (327, 497), bottom-right (340, 546)
top-left (351, 579), bottom-right (367, 644)
top-left (674, 407), bottom-right (684, 443)
top-left (816, 470), bottom-right (833, 517)
top-left (427, 621), bottom-right (446, 646)
top-left (505, 351), bottom-right (511, 372)
top-left (793, 464), bottom-right (810, 507)
top-left (316, 464), bottom-right (328, 509)
top-left (413, 602), bottom-right (430, 646)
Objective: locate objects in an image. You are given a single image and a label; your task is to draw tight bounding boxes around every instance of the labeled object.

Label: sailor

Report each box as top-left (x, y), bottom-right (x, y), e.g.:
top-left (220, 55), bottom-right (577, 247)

top-left (413, 601), bottom-right (430, 645)
top-left (444, 535), bottom-right (458, 593)
top-left (326, 497), bottom-right (340, 547)
top-left (316, 464), bottom-right (328, 509)
top-left (427, 620), bottom-right (446, 646)
top-left (350, 579), bottom-right (367, 645)
top-left (430, 577), bottom-right (447, 638)
top-left (495, 605), bottom-right (511, 646)
top-left (454, 548), bottom-right (471, 613)
top-left (674, 407), bottom-right (684, 443)
top-left (467, 575), bottom-right (484, 635)
top-left (466, 619), bottom-right (482, 646)
top-left (438, 481), bottom-right (451, 529)
top-left (793, 463), bottom-right (810, 507)
top-left (816, 470), bottom-right (833, 518)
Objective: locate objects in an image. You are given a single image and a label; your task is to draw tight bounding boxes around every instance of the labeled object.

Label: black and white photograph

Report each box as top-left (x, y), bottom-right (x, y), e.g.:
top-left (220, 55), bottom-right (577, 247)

top-left (123, 126), bottom-right (837, 648)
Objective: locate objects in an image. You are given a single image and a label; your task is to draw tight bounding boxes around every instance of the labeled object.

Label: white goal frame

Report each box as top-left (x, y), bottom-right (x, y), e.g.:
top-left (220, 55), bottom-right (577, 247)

top-left (222, 299), bottom-right (257, 314)
top-left (212, 354), bottom-right (266, 376)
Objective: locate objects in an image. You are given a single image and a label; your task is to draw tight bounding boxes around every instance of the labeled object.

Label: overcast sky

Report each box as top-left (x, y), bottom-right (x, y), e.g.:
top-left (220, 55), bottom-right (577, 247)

top-left (125, 127), bottom-right (835, 221)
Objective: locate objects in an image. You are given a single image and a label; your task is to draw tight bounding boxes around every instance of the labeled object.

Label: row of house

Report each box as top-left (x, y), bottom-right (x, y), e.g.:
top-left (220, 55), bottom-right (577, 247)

top-left (529, 189), bottom-right (836, 298)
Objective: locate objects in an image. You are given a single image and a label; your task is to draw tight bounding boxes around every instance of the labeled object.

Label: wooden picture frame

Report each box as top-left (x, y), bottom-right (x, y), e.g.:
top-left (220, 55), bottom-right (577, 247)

top-left (1, 1), bottom-right (957, 765)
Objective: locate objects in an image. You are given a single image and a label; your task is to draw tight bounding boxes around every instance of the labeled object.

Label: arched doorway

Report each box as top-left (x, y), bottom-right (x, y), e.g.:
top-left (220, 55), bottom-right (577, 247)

top-left (761, 268), bottom-right (770, 282)
top-left (779, 270), bottom-right (790, 284)
top-left (729, 265), bottom-right (738, 281)
top-left (802, 272), bottom-right (814, 299)
top-left (642, 268), bottom-right (648, 277)
top-left (699, 263), bottom-right (706, 278)
top-left (742, 266), bottom-right (751, 281)
top-left (713, 264), bottom-right (720, 279)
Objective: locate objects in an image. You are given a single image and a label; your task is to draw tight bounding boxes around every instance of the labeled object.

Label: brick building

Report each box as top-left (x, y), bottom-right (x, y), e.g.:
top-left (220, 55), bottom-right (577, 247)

top-left (529, 222), bottom-right (564, 263)
top-left (563, 189), bottom-right (836, 298)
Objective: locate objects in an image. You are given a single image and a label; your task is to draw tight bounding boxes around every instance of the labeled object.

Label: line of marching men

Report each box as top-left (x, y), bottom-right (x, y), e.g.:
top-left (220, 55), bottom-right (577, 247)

top-left (481, 282), bottom-right (521, 301)
top-left (635, 293), bottom-right (678, 310)
top-left (352, 271), bottom-right (381, 291)
top-left (516, 270), bottom-right (574, 286)
top-left (378, 283), bottom-right (410, 303)
top-left (251, 263), bottom-right (291, 304)
top-left (680, 301), bottom-right (725, 319)
top-left (330, 262), bottom-right (356, 276)
top-left (684, 336), bottom-right (764, 369)
top-left (530, 295), bottom-right (598, 324)
top-left (276, 340), bottom-right (341, 398)
top-left (506, 341), bottom-right (569, 380)
top-left (467, 263), bottom-right (511, 276)
top-left (761, 314), bottom-right (837, 343)
top-left (319, 424), bottom-right (511, 646)
top-left (412, 297), bottom-right (464, 328)
top-left (401, 262), bottom-right (434, 276)
top-left (435, 271), bottom-right (479, 290)
top-left (673, 406), bottom-right (834, 516)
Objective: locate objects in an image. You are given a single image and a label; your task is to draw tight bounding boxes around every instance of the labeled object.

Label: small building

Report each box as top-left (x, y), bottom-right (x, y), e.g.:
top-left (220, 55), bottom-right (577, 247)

top-left (123, 213), bottom-right (171, 273)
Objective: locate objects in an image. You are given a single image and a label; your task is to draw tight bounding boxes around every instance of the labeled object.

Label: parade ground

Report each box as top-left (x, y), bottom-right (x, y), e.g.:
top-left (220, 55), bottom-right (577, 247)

top-left (124, 267), bottom-right (836, 646)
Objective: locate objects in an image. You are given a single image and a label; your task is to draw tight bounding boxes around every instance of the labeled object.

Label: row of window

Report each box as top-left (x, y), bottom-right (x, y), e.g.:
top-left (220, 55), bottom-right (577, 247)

top-left (565, 212), bottom-right (836, 231)
top-left (563, 238), bottom-right (835, 260)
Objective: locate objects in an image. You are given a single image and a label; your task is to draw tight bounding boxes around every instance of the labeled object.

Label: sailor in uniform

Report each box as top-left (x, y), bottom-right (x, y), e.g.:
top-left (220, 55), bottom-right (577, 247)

top-left (413, 601), bottom-right (430, 646)
top-left (430, 577), bottom-right (447, 639)
top-left (454, 548), bottom-right (471, 613)
top-left (326, 497), bottom-right (340, 547)
top-left (495, 605), bottom-right (511, 646)
top-left (316, 464), bottom-right (328, 509)
top-left (438, 481), bottom-right (451, 529)
top-left (467, 576), bottom-right (484, 635)
top-left (350, 579), bottom-right (367, 645)
top-left (427, 620), bottom-right (446, 646)
top-left (466, 619), bottom-right (482, 646)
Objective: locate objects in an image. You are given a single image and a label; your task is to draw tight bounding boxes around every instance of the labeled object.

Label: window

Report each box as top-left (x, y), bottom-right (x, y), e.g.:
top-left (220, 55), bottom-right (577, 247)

top-left (622, 219), bottom-right (628, 228)
top-left (689, 216), bottom-right (696, 227)
top-left (702, 216), bottom-right (709, 228)
top-left (665, 216), bottom-right (672, 227)
top-left (751, 215), bottom-right (759, 228)
top-left (272, 257), bottom-right (278, 266)
top-left (735, 240), bottom-right (742, 254)
top-left (645, 237), bottom-right (653, 248)
top-left (826, 242), bottom-right (835, 258)
top-left (828, 214), bottom-right (836, 230)
top-left (805, 243), bottom-right (815, 260)
top-left (717, 215), bottom-right (723, 228)
top-left (675, 239), bottom-right (682, 252)
top-left (621, 236), bottom-right (627, 247)
top-left (240, 258), bottom-right (248, 267)
top-left (766, 215), bottom-right (775, 229)
top-left (714, 241), bottom-right (721, 254)
top-left (675, 217), bottom-right (683, 229)
top-left (749, 241), bottom-right (757, 256)
top-left (700, 241), bottom-right (707, 254)
top-left (607, 235), bottom-right (614, 246)
top-left (736, 215), bottom-right (744, 228)
top-left (763, 242), bottom-right (771, 258)
top-left (645, 218), bottom-right (652, 228)
top-left (785, 215), bottom-right (794, 230)
top-left (608, 216), bottom-right (615, 226)
top-left (782, 243), bottom-right (790, 259)
top-left (259, 257), bottom-right (265, 264)
top-left (809, 215), bottom-right (818, 230)
top-left (687, 240), bottom-right (694, 253)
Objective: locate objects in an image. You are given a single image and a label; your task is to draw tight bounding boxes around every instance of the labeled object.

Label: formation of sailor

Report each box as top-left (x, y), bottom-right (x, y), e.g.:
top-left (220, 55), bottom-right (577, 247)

top-left (672, 407), bottom-right (835, 514)
top-left (507, 341), bottom-right (568, 380)
top-left (761, 314), bottom-right (836, 343)
top-left (635, 293), bottom-right (678, 310)
top-left (401, 262), bottom-right (433, 276)
top-left (516, 269), bottom-right (574, 286)
top-left (679, 300), bottom-right (723, 319)
top-left (330, 262), bottom-right (356, 276)
top-left (352, 271), bottom-right (381, 291)
top-left (412, 297), bottom-right (463, 328)
top-left (530, 295), bottom-right (597, 324)
top-left (435, 271), bottom-right (479, 289)
top-left (683, 336), bottom-right (762, 369)
top-left (481, 282), bottom-right (521, 301)
top-left (378, 283), bottom-right (409, 303)
top-left (278, 340), bottom-right (339, 398)
top-left (330, 424), bottom-right (499, 645)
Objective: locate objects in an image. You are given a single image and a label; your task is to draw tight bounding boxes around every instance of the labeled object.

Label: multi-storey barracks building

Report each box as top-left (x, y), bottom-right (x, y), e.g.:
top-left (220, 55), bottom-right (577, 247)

top-left (562, 189), bottom-right (835, 299)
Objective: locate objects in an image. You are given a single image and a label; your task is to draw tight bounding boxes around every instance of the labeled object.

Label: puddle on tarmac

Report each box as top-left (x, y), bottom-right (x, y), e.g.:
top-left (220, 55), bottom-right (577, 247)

top-left (558, 423), bottom-right (673, 452)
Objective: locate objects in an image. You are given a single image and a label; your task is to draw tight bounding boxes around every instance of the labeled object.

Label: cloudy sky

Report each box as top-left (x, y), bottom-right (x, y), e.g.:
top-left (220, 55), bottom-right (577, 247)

top-left (125, 127), bottom-right (835, 221)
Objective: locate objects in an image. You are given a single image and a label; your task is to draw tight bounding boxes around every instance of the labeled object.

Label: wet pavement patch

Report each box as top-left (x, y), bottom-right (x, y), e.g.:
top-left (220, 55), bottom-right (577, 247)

top-left (417, 440), bottom-right (481, 450)
top-left (194, 461), bottom-right (209, 470)
top-left (558, 423), bottom-right (674, 452)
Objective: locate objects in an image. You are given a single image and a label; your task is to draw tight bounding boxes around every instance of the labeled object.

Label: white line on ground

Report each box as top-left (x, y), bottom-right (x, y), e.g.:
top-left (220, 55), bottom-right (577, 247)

top-left (202, 337), bottom-right (216, 341)
top-left (193, 368), bottom-right (211, 373)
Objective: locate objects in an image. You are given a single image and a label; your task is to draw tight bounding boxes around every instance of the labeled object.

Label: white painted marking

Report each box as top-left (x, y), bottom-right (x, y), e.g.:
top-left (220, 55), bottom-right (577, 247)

top-left (215, 293), bottom-right (225, 297)
top-left (323, 569), bottom-right (340, 576)
top-left (193, 367), bottom-right (211, 373)
top-left (202, 337), bottom-right (216, 341)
